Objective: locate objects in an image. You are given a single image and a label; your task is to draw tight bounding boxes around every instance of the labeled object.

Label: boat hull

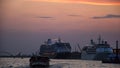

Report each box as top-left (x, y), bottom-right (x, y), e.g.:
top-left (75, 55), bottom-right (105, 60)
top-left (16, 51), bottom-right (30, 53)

top-left (54, 52), bottom-right (71, 59)
top-left (30, 56), bottom-right (49, 68)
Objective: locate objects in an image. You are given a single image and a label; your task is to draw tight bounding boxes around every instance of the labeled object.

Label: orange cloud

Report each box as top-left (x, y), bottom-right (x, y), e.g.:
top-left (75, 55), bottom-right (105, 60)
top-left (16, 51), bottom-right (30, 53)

top-left (31, 0), bottom-right (120, 5)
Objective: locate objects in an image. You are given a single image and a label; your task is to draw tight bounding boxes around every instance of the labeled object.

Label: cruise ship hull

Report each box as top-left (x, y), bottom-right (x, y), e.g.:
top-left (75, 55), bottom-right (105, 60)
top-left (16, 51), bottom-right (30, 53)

top-left (81, 51), bottom-right (96, 60)
top-left (54, 52), bottom-right (71, 59)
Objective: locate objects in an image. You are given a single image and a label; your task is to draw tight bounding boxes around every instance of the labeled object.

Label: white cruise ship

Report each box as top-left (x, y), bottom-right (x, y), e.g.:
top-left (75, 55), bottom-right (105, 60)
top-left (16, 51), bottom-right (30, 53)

top-left (81, 36), bottom-right (113, 60)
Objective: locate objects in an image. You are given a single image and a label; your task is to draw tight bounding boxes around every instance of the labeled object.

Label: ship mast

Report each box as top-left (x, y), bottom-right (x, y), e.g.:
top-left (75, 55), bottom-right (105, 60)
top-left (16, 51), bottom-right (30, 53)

top-left (77, 44), bottom-right (82, 52)
top-left (98, 35), bottom-right (102, 44)
top-left (116, 40), bottom-right (119, 61)
top-left (58, 37), bottom-right (61, 43)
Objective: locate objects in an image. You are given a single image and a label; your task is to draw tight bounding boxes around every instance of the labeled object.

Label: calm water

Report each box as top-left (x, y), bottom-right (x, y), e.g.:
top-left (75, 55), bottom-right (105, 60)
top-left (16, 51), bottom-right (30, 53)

top-left (0, 58), bottom-right (120, 68)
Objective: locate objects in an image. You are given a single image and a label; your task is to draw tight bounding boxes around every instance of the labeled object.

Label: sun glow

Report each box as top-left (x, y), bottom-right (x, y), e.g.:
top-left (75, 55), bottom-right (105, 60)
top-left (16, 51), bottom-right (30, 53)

top-left (30, 0), bottom-right (120, 5)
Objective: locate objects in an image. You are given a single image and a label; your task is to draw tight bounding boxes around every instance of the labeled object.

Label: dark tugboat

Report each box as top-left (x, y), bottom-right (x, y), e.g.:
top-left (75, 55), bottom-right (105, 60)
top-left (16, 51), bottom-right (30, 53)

top-left (29, 56), bottom-right (50, 68)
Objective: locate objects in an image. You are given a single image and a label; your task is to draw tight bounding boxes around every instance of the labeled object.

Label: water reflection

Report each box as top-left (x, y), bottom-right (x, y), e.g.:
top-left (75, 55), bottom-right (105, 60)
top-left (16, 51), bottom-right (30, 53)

top-left (1, 58), bottom-right (120, 68)
top-left (30, 66), bottom-right (49, 68)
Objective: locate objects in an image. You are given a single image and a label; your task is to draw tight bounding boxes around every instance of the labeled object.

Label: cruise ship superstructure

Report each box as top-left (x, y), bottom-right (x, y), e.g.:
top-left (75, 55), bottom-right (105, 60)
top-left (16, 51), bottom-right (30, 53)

top-left (39, 38), bottom-right (71, 59)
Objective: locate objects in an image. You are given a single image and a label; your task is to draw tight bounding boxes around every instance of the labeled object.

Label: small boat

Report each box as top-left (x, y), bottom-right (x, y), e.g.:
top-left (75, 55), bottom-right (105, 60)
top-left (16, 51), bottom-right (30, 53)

top-left (29, 56), bottom-right (50, 68)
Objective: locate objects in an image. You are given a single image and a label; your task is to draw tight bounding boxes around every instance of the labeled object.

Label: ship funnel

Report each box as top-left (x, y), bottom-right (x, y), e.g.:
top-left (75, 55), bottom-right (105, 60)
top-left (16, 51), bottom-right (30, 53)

top-left (47, 39), bottom-right (52, 45)
top-left (90, 39), bottom-right (94, 45)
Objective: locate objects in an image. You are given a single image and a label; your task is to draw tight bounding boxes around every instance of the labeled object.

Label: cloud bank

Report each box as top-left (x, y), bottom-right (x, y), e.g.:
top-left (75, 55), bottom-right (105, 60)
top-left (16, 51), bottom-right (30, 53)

top-left (35, 16), bottom-right (53, 19)
top-left (31, 0), bottom-right (120, 5)
top-left (68, 14), bottom-right (81, 17)
top-left (93, 14), bottom-right (120, 19)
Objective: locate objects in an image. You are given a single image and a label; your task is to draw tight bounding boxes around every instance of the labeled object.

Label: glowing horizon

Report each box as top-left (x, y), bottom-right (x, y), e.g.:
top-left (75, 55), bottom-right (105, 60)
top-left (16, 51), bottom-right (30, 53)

top-left (30, 0), bottom-right (120, 5)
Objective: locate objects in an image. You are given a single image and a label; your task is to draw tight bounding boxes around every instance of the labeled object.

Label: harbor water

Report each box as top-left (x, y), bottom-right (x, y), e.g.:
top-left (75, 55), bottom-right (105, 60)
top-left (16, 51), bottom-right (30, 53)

top-left (0, 58), bottom-right (120, 68)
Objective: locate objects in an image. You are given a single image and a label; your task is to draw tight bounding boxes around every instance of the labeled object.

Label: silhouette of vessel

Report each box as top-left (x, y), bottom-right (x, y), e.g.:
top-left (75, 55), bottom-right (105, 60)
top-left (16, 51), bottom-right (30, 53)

top-left (29, 56), bottom-right (50, 68)
top-left (81, 36), bottom-right (113, 60)
top-left (102, 41), bottom-right (120, 63)
top-left (39, 38), bottom-right (71, 59)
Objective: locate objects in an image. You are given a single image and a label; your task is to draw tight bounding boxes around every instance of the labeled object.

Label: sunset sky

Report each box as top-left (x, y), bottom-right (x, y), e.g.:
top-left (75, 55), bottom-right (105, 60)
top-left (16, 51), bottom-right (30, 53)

top-left (1, 0), bottom-right (120, 54)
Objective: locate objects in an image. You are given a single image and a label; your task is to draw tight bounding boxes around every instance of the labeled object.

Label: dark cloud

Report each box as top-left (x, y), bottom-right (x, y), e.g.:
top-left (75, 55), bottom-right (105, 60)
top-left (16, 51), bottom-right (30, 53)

top-left (93, 14), bottom-right (120, 19)
top-left (68, 14), bottom-right (81, 17)
top-left (35, 16), bottom-right (53, 19)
